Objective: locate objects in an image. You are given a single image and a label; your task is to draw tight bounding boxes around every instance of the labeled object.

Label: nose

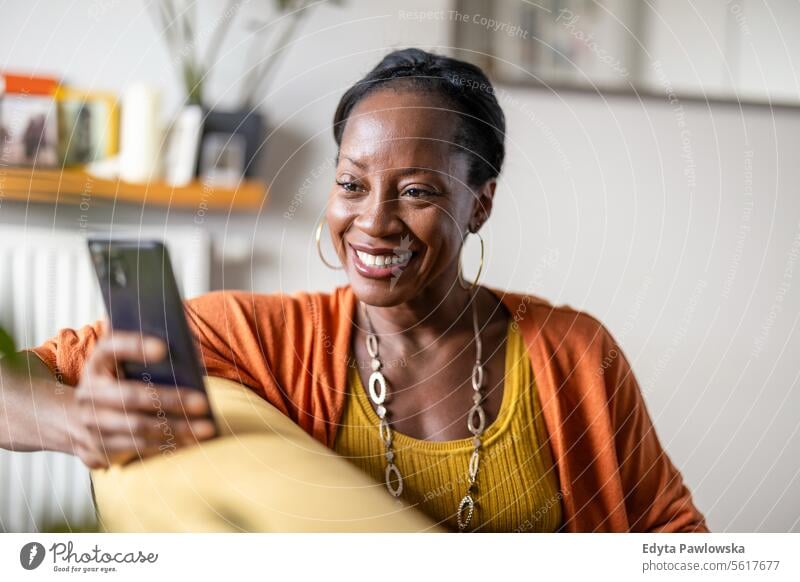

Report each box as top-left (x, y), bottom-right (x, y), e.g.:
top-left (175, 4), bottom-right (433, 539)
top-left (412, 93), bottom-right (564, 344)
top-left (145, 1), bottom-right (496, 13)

top-left (353, 189), bottom-right (403, 239)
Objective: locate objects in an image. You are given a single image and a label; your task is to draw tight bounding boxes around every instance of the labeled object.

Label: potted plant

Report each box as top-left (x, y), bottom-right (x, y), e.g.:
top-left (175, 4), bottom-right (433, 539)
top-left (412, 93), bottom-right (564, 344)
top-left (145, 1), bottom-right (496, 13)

top-left (147, 0), bottom-right (341, 181)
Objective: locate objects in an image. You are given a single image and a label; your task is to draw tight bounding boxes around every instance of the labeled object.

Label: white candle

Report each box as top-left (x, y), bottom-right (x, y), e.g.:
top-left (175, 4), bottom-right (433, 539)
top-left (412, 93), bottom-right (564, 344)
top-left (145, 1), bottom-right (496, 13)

top-left (119, 83), bottom-right (161, 183)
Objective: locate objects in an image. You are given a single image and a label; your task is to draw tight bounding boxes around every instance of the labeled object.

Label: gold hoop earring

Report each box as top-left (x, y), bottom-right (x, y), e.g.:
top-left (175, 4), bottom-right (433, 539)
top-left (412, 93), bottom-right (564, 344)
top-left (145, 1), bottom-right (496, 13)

top-left (315, 217), bottom-right (343, 270)
top-left (458, 231), bottom-right (484, 290)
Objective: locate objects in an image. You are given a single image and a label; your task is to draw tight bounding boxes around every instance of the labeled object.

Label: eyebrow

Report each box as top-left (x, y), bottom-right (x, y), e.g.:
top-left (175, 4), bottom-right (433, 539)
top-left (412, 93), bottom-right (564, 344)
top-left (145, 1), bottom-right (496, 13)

top-left (342, 156), bottom-right (367, 169)
top-left (340, 157), bottom-right (440, 178)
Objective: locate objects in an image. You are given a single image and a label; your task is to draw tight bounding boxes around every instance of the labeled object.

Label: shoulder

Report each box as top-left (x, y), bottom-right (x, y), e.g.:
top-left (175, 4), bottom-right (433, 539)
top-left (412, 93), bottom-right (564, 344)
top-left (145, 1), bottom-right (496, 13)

top-left (495, 286), bottom-right (628, 388)
top-left (495, 286), bottom-right (614, 351)
top-left (500, 286), bottom-right (644, 424)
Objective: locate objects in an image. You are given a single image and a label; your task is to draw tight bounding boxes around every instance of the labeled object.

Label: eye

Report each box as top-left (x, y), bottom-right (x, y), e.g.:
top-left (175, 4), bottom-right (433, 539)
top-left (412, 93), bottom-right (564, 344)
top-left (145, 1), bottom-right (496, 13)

top-left (402, 187), bottom-right (437, 198)
top-left (336, 179), bottom-right (363, 193)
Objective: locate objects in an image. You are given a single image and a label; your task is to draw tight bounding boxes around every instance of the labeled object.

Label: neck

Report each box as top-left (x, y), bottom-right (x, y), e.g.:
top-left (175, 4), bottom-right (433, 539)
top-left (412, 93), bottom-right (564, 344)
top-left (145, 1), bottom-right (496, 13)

top-left (358, 281), bottom-right (478, 350)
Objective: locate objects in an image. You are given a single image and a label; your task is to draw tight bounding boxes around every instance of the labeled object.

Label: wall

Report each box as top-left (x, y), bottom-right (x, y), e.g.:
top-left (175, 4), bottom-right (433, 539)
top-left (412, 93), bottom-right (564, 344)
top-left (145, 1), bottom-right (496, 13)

top-left (1, 0), bottom-right (798, 532)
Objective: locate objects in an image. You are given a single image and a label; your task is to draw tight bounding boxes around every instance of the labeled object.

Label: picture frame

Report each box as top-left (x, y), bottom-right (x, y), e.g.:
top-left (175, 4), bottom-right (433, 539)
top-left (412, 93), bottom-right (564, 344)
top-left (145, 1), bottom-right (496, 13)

top-left (54, 86), bottom-right (119, 167)
top-left (197, 108), bottom-right (265, 182)
top-left (453, 0), bottom-right (644, 91)
top-left (0, 93), bottom-right (59, 167)
top-left (198, 131), bottom-right (247, 187)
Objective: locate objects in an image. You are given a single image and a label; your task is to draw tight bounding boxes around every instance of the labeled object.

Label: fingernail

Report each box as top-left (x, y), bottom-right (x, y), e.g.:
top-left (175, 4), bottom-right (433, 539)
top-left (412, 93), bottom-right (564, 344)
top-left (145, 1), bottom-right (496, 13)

top-left (187, 393), bottom-right (207, 411)
top-left (194, 421), bottom-right (215, 438)
top-left (145, 337), bottom-right (165, 355)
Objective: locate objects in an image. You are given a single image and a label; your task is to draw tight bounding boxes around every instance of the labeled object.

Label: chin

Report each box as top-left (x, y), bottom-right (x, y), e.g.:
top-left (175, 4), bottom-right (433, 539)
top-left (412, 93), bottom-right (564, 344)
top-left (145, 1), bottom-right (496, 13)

top-left (349, 278), bottom-right (416, 307)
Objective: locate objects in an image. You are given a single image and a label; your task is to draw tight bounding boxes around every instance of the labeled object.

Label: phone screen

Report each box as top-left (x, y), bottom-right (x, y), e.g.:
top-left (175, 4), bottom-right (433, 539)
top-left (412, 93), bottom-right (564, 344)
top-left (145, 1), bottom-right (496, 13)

top-left (87, 238), bottom-right (210, 406)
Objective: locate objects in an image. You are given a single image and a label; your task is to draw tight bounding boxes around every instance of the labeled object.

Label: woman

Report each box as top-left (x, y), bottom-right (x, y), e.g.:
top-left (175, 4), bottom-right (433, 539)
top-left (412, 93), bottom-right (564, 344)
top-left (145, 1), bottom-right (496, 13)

top-left (1, 48), bottom-right (707, 533)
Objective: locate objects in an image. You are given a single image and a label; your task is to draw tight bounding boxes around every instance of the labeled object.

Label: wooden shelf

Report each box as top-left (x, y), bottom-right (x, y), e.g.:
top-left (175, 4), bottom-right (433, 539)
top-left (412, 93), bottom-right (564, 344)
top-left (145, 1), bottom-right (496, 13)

top-left (0, 168), bottom-right (267, 211)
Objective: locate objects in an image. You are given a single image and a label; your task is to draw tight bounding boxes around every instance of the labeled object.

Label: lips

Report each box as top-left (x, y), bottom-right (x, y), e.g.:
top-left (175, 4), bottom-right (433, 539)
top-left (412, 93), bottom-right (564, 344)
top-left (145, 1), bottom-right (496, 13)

top-left (349, 243), bottom-right (415, 280)
top-left (349, 242), bottom-right (402, 255)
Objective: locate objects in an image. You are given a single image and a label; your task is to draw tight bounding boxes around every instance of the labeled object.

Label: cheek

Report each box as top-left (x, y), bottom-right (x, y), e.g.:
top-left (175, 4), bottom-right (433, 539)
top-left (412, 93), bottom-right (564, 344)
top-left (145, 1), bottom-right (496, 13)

top-left (408, 207), bottom-right (463, 261)
top-left (325, 194), bottom-right (352, 237)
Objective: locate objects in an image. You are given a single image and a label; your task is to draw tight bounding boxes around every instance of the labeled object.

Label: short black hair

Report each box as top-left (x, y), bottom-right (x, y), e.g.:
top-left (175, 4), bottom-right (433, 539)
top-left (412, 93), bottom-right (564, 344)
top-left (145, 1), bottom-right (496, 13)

top-left (333, 48), bottom-right (506, 187)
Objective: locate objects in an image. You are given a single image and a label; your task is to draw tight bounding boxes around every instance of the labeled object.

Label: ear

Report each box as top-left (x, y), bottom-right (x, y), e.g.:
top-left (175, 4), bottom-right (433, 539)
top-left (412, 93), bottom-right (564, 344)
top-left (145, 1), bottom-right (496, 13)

top-left (470, 179), bottom-right (497, 232)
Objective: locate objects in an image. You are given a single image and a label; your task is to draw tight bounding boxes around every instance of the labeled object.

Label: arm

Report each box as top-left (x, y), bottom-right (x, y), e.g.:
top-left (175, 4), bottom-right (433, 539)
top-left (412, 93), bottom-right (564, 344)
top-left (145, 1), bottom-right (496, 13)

top-left (2, 322), bottom-right (215, 468)
top-left (7, 289), bottom-right (291, 467)
top-left (0, 351), bottom-right (79, 454)
top-left (602, 328), bottom-right (709, 532)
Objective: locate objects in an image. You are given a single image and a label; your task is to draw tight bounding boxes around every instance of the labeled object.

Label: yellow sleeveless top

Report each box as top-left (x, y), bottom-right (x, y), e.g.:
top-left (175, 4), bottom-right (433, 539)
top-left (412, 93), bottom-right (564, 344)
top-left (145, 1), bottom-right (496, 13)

top-left (333, 321), bottom-right (563, 532)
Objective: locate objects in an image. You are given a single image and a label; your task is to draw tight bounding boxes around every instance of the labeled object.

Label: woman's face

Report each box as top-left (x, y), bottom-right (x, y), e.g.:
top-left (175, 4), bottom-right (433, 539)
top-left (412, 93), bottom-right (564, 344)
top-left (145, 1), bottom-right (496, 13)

top-left (326, 88), bottom-right (495, 307)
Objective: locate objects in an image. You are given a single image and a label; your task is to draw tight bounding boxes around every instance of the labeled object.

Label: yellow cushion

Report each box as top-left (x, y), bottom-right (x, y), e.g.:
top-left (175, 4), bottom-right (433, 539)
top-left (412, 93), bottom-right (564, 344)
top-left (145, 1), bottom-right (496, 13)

top-left (91, 376), bottom-right (445, 532)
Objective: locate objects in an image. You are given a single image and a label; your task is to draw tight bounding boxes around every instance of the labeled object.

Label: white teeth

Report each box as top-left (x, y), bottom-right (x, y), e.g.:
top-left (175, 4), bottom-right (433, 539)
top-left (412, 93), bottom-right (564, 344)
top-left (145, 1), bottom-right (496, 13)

top-left (355, 249), bottom-right (412, 267)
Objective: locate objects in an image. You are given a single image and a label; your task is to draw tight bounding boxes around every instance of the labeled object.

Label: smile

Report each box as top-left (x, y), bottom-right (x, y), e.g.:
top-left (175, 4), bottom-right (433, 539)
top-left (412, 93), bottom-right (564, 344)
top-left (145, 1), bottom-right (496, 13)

top-left (349, 244), bottom-right (414, 280)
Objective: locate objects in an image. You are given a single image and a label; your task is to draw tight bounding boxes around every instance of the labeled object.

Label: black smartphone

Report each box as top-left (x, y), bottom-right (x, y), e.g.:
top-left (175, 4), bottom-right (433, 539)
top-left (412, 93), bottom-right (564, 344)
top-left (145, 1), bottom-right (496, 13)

top-left (87, 238), bottom-right (214, 421)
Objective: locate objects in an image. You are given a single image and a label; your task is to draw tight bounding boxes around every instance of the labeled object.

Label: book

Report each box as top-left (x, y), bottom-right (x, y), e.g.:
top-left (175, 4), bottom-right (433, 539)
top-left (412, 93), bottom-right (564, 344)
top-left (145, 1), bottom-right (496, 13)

top-left (0, 72), bottom-right (59, 96)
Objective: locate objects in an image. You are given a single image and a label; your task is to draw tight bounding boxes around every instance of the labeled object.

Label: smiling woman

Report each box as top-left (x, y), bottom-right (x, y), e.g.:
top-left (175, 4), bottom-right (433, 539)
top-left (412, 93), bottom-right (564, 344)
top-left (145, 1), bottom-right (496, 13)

top-left (4, 48), bottom-right (707, 533)
top-left (325, 48), bottom-right (505, 310)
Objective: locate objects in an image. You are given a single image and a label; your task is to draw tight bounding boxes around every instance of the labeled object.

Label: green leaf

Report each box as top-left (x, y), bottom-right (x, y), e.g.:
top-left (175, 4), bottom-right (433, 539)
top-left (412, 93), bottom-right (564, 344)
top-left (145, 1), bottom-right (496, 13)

top-left (0, 326), bottom-right (16, 358)
top-left (0, 325), bottom-right (23, 371)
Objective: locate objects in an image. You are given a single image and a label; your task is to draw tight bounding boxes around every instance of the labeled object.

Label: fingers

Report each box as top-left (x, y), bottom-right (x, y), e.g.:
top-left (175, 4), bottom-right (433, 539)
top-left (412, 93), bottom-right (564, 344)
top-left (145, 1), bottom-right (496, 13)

top-left (77, 437), bottom-right (163, 469)
top-left (75, 410), bottom-right (216, 468)
top-left (77, 379), bottom-right (210, 417)
top-left (74, 332), bottom-right (216, 469)
top-left (84, 409), bottom-right (216, 443)
top-left (86, 332), bottom-right (166, 377)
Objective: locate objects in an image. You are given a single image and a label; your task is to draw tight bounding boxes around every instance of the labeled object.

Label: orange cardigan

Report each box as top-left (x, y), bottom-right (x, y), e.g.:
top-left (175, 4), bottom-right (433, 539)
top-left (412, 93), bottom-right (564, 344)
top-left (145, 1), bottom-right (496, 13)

top-left (30, 284), bottom-right (708, 532)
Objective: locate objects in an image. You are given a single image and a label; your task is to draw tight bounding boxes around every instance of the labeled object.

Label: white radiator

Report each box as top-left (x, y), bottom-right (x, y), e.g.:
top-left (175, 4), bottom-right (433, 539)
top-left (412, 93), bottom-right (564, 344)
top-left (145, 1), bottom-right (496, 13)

top-left (0, 226), bottom-right (210, 532)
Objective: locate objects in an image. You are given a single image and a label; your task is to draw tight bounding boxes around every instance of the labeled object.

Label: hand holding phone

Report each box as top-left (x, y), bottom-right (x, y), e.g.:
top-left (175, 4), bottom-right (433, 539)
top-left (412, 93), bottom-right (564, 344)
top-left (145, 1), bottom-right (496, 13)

top-left (70, 330), bottom-right (215, 468)
top-left (77, 238), bottom-right (217, 468)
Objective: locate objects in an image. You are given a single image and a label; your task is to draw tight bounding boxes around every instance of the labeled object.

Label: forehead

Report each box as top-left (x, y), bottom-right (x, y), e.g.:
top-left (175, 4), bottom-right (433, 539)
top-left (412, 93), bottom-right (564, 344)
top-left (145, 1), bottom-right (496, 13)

top-left (338, 88), bottom-right (464, 172)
